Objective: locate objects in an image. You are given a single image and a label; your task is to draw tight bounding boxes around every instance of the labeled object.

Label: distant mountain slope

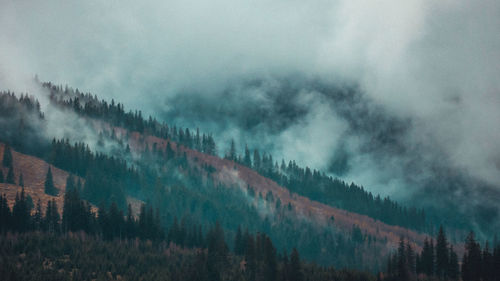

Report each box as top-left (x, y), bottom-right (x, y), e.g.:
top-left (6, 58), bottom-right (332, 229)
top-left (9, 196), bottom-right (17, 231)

top-left (125, 129), bottom-right (428, 251)
top-left (1, 87), bottom-right (466, 271)
top-left (0, 143), bottom-right (68, 213)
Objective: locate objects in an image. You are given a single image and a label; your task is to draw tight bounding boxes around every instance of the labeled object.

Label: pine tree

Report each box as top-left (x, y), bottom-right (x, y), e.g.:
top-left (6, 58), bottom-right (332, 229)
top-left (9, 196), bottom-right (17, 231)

top-left (397, 237), bottom-right (410, 281)
top-left (243, 144), bottom-right (252, 167)
top-left (462, 231), bottom-right (482, 281)
top-left (289, 248), bottom-right (303, 281)
top-left (2, 144), bottom-right (13, 168)
top-left (33, 200), bottom-right (42, 231)
top-left (448, 245), bottom-right (459, 281)
top-left (421, 237), bottom-right (433, 276)
top-left (44, 167), bottom-right (58, 196)
top-left (12, 188), bottom-right (30, 232)
top-left (228, 139), bottom-right (236, 161)
top-left (482, 242), bottom-right (494, 281)
top-left (6, 166), bottom-right (15, 184)
top-left (245, 234), bottom-right (257, 281)
top-left (0, 194), bottom-right (11, 232)
top-left (0, 170), bottom-right (4, 183)
top-left (436, 226), bottom-right (449, 279)
top-left (263, 236), bottom-right (278, 281)
top-left (45, 199), bottom-right (60, 233)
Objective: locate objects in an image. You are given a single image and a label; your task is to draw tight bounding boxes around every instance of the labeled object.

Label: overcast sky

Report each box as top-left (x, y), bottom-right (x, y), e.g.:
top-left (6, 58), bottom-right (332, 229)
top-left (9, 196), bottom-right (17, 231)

top-left (1, 0), bottom-right (500, 233)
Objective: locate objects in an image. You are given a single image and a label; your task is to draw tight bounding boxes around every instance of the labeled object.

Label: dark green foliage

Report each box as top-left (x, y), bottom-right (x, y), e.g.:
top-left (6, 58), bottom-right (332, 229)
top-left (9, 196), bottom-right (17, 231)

top-left (243, 144), bottom-right (252, 167)
top-left (0, 232), bottom-right (375, 281)
top-left (290, 248), bottom-right (304, 281)
top-left (0, 92), bottom-right (46, 157)
top-left (5, 166), bottom-right (15, 184)
top-left (44, 82), bottom-right (217, 155)
top-left (44, 167), bottom-right (58, 196)
top-left (462, 232), bottom-right (482, 281)
top-left (0, 170), bottom-right (3, 183)
top-left (62, 175), bottom-right (93, 233)
top-left (436, 226), bottom-right (449, 279)
top-left (419, 237), bottom-right (435, 276)
top-left (12, 188), bottom-right (31, 232)
top-left (241, 145), bottom-right (426, 231)
top-left (385, 228), bottom-right (498, 281)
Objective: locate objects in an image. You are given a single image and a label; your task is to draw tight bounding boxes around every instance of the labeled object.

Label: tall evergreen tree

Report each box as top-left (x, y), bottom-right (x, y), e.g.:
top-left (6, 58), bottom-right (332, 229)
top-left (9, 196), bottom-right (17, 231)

top-left (397, 237), bottom-right (410, 281)
top-left (33, 200), bottom-right (42, 231)
top-left (421, 237), bottom-right (435, 276)
top-left (6, 166), bottom-right (15, 184)
top-left (44, 167), bottom-right (58, 196)
top-left (44, 199), bottom-right (60, 233)
top-left (228, 139), bottom-right (237, 161)
top-left (448, 245), bottom-right (459, 281)
top-left (263, 236), bottom-right (278, 281)
top-left (290, 248), bottom-right (303, 281)
top-left (243, 144), bottom-right (252, 167)
top-left (12, 188), bottom-right (30, 232)
top-left (462, 231), bottom-right (482, 281)
top-left (0, 170), bottom-right (4, 183)
top-left (436, 226), bottom-right (449, 279)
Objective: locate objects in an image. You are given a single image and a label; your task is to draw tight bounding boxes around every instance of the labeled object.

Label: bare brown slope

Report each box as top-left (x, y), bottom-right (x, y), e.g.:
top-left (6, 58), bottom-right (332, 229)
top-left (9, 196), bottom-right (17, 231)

top-left (0, 143), bottom-right (68, 214)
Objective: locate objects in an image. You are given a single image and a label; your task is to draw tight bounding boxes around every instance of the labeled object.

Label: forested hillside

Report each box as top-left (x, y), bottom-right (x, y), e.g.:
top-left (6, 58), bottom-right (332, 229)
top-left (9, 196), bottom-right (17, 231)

top-left (1, 86), bottom-right (498, 280)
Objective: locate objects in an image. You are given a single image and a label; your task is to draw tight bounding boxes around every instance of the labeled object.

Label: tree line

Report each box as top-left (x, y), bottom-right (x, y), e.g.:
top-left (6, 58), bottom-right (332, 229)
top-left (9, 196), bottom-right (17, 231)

top-left (384, 226), bottom-right (500, 281)
top-left (42, 84), bottom-right (429, 232)
top-left (0, 176), bottom-right (374, 281)
top-left (226, 139), bottom-right (427, 231)
top-left (43, 82), bottom-right (217, 155)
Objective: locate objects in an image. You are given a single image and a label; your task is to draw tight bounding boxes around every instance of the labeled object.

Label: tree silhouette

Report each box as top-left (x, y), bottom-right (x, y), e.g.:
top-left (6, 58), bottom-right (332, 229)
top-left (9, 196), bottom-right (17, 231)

top-left (6, 167), bottom-right (15, 184)
top-left (44, 167), bottom-right (58, 196)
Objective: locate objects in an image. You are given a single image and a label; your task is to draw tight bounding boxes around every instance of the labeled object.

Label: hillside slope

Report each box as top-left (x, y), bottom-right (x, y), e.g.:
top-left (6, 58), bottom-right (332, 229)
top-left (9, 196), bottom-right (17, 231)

top-left (125, 130), bottom-right (428, 251)
top-left (0, 143), bottom-right (68, 213)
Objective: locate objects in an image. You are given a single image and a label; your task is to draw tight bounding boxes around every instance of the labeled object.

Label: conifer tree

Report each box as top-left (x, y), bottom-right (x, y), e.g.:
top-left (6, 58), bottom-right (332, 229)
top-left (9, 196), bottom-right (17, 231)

top-left (448, 245), bottom-right (459, 281)
top-left (228, 139), bottom-right (236, 161)
top-left (6, 166), bottom-right (15, 184)
top-left (45, 199), bottom-right (60, 233)
top-left (33, 200), bottom-right (42, 231)
top-left (12, 188), bottom-right (30, 232)
top-left (263, 236), bottom-right (278, 281)
top-left (290, 248), bottom-right (303, 281)
top-left (421, 238), bottom-right (432, 276)
top-left (436, 226), bottom-right (449, 279)
top-left (244, 144), bottom-right (252, 167)
top-left (44, 167), bottom-right (58, 196)
top-left (0, 170), bottom-right (4, 183)
top-left (462, 231), bottom-right (482, 281)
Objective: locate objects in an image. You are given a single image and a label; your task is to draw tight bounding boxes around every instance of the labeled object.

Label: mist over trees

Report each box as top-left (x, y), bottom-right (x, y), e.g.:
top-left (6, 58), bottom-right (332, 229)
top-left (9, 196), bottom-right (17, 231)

top-left (1, 86), bottom-right (499, 279)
